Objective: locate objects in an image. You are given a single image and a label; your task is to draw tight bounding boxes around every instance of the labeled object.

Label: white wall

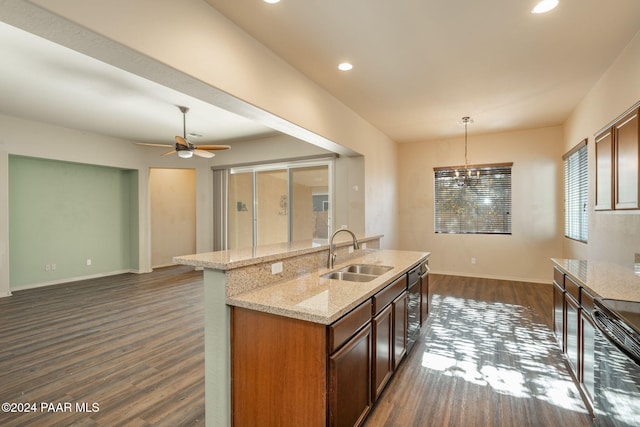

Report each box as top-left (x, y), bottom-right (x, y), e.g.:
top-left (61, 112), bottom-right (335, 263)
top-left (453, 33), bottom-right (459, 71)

top-left (563, 30), bottom-right (640, 266)
top-left (398, 126), bottom-right (564, 283)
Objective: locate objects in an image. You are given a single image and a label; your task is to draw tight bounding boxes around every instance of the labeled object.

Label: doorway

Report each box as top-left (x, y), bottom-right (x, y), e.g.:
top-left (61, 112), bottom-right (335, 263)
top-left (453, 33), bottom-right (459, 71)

top-left (149, 168), bottom-right (196, 267)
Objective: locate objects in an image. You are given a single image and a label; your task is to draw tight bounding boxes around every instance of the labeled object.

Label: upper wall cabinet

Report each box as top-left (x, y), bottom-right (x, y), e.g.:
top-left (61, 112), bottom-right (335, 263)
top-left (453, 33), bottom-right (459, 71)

top-left (595, 103), bottom-right (640, 211)
top-left (614, 109), bottom-right (639, 209)
top-left (595, 128), bottom-right (613, 210)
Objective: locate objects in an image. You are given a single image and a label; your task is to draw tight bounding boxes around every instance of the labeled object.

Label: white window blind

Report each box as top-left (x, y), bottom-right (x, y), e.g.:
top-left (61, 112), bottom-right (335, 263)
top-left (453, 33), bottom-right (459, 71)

top-left (434, 164), bottom-right (512, 234)
top-left (564, 140), bottom-right (588, 242)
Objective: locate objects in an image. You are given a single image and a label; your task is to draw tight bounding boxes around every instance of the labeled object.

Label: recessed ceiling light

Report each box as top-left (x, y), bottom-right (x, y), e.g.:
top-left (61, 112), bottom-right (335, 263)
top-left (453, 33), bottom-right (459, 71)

top-left (338, 62), bottom-right (353, 71)
top-left (264, 0), bottom-right (280, 4)
top-left (532, 0), bottom-right (558, 14)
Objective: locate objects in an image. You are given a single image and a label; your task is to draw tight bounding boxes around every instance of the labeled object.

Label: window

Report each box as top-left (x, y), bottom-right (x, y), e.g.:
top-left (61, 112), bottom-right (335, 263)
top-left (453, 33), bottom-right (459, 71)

top-left (434, 163), bottom-right (512, 234)
top-left (564, 140), bottom-right (588, 242)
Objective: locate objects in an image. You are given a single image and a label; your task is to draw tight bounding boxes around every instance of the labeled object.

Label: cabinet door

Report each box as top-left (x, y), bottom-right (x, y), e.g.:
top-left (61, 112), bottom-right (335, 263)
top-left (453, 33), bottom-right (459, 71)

top-left (329, 324), bottom-right (372, 427)
top-left (595, 128), bottom-right (614, 210)
top-left (420, 272), bottom-right (429, 324)
top-left (372, 304), bottom-right (393, 402)
top-left (393, 291), bottom-right (407, 370)
top-left (581, 311), bottom-right (596, 408)
top-left (615, 108), bottom-right (639, 209)
top-left (553, 282), bottom-right (565, 351)
top-left (565, 294), bottom-right (580, 375)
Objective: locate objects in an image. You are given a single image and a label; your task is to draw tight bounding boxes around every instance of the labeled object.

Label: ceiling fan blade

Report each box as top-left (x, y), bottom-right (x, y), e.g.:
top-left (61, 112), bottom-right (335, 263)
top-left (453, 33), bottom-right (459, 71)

top-left (161, 150), bottom-right (176, 157)
top-left (175, 135), bottom-right (190, 148)
top-left (136, 142), bottom-right (174, 148)
top-left (193, 149), bottom-right (215, 158)
top-left (195, 144), bottom-right (231, 151)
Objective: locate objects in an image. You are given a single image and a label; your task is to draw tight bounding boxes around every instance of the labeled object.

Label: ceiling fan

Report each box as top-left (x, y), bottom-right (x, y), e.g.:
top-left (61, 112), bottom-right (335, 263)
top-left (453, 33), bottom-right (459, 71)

top-left (136, 106), bottom-right (230, 158)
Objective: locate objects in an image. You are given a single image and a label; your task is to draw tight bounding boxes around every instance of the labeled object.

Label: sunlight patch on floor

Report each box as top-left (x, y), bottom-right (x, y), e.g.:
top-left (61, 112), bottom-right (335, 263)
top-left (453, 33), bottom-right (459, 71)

top-left (420, 294), bottom-right (588, 413)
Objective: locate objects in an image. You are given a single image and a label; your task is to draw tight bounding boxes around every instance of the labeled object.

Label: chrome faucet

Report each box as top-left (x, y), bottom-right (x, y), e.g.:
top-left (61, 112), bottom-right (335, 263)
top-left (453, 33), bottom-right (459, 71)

top-left (328, 228), bottom-right (360, 269)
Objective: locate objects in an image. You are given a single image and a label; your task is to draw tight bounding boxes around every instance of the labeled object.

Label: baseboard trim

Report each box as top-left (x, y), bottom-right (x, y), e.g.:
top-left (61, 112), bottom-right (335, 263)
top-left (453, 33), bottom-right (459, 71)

top-left (430, 270), bottom-right (552, 285)
top-left (10, 269), bottom-right (138, 292)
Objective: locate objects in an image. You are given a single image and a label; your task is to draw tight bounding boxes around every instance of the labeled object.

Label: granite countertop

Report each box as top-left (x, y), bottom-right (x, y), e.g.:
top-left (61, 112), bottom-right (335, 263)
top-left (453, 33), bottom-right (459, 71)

top-left (229, 250), bottom-right (429, 325)
top-left (551, 258), bottom-right (640, 302)
top-left (173, 234), bottom-right (382, 271)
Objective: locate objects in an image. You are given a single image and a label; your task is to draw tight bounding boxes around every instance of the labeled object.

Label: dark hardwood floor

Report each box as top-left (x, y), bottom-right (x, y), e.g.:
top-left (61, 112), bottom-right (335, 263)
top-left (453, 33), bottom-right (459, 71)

top-left (364, 274), bottom-right (594, 427)
top-left (0, 266), bottom-right (205, 427)
top-left (0, 268), bottom-right (594, 426)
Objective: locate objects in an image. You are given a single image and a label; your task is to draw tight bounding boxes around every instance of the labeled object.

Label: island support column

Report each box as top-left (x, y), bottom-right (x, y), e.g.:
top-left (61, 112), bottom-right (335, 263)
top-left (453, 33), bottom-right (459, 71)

top-left (204, 269), bottom-right (231, 427)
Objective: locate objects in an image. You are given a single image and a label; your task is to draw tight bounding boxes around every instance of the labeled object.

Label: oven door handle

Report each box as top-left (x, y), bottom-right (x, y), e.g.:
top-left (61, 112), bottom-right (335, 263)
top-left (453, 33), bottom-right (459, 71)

top-left (593, 308), bottom-right (640, 365)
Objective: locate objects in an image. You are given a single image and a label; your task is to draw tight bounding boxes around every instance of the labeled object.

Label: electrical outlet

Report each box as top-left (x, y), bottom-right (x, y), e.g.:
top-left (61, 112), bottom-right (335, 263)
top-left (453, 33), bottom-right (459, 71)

top-left (271, 262), bottom-right (283, 275)
top-left (348, 246), bottom-right (354, 254)
top-left (51, 263), bottom-right (56, 271)
top-left (361, 242), bottom-right (367, 250)
top-left (471, 257), bottom-right (477, 265)
top-left (86, 259), bottom-right (92, 266)
top-left (45, 264), bottom-right (51, 271)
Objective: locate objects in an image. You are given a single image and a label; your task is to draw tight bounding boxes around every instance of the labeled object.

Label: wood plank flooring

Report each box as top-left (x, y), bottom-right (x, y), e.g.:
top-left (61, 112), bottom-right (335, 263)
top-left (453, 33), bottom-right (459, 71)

top-left (1, 268), bottom-right (594, 426)
top-left (0, 266), bottom-right (205, 427)
top-left (364, 274), bottom-right (594, 427)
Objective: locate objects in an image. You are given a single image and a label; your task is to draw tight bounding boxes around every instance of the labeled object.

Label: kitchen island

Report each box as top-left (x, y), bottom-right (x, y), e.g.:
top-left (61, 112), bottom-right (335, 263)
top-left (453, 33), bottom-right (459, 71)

top-left (174, 235), bottom-right (428, 427)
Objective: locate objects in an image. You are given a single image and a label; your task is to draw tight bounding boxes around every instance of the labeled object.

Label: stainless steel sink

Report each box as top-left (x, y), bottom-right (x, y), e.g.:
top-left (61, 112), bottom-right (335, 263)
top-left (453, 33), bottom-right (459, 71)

top-left (321, 271), bottom-right (376, 282)
top-left (321, 264), bottom-right (393, 282)
top-left (338, 264), bottom-right (393, 276)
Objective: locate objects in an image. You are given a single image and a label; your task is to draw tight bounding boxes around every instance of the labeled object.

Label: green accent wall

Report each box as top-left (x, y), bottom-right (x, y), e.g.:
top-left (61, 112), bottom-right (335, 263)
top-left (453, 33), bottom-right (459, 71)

top-left (8, 156), bottom-right (139, 289)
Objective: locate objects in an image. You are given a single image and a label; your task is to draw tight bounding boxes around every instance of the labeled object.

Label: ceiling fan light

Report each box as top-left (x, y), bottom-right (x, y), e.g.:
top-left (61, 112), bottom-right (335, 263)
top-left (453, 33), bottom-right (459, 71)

top-left (532, 0), bottom-right (558, 14)
top-left (178, 150), bottom-right (193, 159)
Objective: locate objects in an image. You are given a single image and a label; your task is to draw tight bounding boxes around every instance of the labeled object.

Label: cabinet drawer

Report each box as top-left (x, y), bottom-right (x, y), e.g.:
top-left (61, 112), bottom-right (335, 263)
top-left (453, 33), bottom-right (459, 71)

top-left (553, 267), bottom-right (565, 288)
top-left (329, 299), bottom-right (372, 353)
top-left (581, 288), bottom-right (595, 316)
top-left (373, 276), bottom-right (407, 316)
top-left (565, 275), bottom-right (581, 303)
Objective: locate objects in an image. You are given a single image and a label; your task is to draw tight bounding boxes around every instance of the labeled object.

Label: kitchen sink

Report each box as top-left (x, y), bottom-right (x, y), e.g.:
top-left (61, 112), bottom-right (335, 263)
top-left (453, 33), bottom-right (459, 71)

top-left (321, 271), bottom-right (377, 282)
top-left (321, 264), bottom-right (393, 282)
top-left (338, 264), bottom-right (393, 276)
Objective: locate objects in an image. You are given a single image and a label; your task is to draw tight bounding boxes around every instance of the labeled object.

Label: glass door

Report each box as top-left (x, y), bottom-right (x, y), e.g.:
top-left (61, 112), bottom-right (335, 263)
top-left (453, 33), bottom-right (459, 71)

top-left (227, 160), bottom-right (331, 249)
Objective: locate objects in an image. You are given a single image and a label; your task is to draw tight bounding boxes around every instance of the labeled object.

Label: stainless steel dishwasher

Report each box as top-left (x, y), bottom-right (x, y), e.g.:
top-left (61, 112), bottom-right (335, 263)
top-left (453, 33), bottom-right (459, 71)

top-left (406, 263), bottom-right (422, 352)
top-left (592, 298), bottom-right (640, 426)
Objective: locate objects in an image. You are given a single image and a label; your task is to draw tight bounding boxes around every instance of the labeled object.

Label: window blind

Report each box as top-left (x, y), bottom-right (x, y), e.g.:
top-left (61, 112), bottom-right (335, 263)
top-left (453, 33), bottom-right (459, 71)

top-left (434, 164), bottom-right (512, 234)
top-left (564, 141), bottom-right (588, 242)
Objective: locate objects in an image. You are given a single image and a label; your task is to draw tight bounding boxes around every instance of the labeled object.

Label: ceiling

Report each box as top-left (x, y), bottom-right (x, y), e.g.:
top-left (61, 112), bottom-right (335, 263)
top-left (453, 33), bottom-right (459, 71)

top-left (0, 20), bottom-right (275, 147)
top-left (1, 0), bottom-right (640, 149)
top-left (206, 0), bottom-right (640, 142)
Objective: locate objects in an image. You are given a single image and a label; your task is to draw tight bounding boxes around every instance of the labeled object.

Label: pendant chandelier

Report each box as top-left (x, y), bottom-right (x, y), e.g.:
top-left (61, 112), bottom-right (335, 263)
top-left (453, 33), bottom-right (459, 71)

top-left (455, 116), bottom-right (479, 187)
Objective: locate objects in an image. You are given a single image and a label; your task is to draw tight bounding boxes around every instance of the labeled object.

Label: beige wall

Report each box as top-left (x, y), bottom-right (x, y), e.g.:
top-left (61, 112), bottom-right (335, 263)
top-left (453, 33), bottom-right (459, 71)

top-left (564, 30), bottom-right (640, 266)
top-left (22, 0), bottom-right (399, 248)
top-left (150, 169), bottom-right (196, 268)
top-left (398, 126), bottom-right (564, 283)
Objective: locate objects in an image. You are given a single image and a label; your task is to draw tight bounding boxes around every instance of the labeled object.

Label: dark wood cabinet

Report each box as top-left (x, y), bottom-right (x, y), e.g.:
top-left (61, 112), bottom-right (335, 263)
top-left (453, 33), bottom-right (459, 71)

top-left (551, 266), bottom-right (596, 416)
top-left (393, 291), bottom-right (407, 370)
top-left (372, 303), bottom-right (393, 401)
top-left (595, 128), bottom-right (614, 210)
top-left (420, 269), bottom-right (429, 325)
top-left (553, 281), bottom-right (565, 351)
top-left (565, 291), bottom-right (580, 373)
top-left (614, 108), bottom-right (639, 209)
top-left (329, 323), bottom-right (372, 427)
top-left (580, 289), bottom-right (596, 409)
top-left (595, 103), bottom-right (640, 211)
top-left (372, 275), bottom-right (407, 401)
